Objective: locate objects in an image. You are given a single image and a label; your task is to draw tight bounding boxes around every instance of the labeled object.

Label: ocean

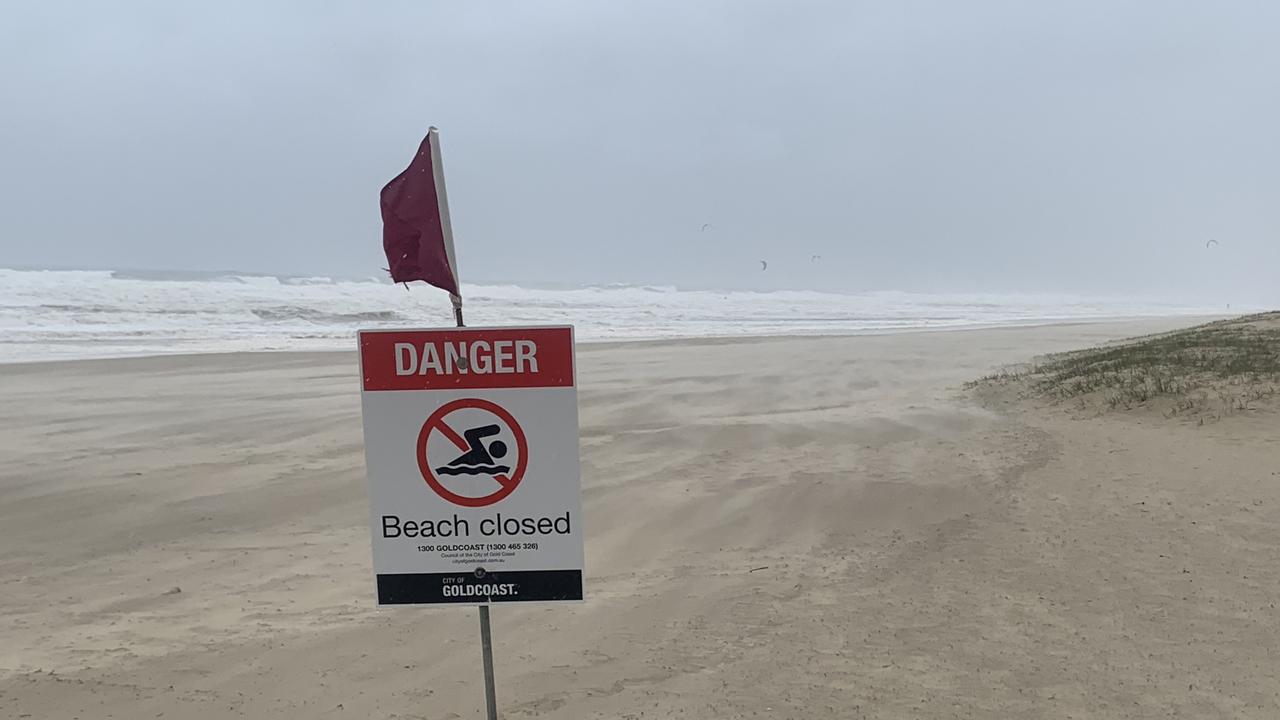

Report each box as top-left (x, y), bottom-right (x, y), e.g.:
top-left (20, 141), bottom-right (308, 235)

top-left (0, 267), bottom-right (1237, 363)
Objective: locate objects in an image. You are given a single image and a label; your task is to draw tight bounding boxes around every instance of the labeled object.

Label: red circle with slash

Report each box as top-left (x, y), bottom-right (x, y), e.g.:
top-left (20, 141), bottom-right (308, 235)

top-left (417, 398), bottom-right (528, 507)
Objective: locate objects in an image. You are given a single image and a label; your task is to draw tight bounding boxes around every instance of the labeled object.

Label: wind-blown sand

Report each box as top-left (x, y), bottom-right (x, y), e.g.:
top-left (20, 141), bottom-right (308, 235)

top-left (3, 318), bottom-right (1279, 719)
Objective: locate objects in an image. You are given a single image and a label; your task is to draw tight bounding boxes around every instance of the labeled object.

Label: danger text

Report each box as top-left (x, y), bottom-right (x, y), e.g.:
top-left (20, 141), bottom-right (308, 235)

top-left (394, 340), bottom-right (538, 376)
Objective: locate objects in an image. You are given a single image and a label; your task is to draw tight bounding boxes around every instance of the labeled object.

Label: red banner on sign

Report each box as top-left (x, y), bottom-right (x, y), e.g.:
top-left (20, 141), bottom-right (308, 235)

top-left (359, 326), bottom-right (575, 392)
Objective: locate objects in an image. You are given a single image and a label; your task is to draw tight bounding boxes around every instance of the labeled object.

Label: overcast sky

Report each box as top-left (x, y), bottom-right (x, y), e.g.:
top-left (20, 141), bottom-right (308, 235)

top-left (1, 1), bottom-right (1277, 301)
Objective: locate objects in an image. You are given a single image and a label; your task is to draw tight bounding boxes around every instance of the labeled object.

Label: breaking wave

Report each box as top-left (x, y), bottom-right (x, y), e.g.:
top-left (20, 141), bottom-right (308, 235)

top-left (0, 267), bottom-right (1243, 363)
top-left (249, 308), bottom-right (404, 323)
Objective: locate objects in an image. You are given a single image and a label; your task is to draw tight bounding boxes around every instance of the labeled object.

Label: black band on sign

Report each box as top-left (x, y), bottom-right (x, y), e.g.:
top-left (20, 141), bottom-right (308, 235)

top-left (377, 570), bottom-right (584, 604)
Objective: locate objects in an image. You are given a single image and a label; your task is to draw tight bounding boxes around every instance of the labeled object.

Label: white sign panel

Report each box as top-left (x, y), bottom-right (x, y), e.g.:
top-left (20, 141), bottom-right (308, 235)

top-left (358, 326), bottom-right (583, 604)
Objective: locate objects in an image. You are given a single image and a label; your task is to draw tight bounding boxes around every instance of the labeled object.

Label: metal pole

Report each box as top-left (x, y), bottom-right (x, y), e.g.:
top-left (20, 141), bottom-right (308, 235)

top-left (452, 294), bottom-right (464, 329)
top-left (436, 126), bottom-right (488, 719)
top-left (458, 305), bottom-right (495, 719)
top-left (479, 605), bottom-right (498, 720)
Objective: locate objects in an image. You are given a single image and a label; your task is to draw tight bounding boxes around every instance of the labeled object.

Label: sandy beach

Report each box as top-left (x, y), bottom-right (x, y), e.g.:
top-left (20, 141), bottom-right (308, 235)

top-left (4, 318), bottom-right (1280, 719)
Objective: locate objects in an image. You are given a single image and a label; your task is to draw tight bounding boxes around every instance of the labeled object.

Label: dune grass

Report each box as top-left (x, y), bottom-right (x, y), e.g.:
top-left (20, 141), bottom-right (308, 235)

top-left (968, 312), bottom-right (1280, 419)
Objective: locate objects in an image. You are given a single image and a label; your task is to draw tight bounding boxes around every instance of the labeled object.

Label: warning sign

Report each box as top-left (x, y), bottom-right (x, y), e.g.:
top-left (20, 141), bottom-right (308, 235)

top-left (358, 326), bottom-right (583, 605)
top-left (419, 398), bottom-right (528, 508)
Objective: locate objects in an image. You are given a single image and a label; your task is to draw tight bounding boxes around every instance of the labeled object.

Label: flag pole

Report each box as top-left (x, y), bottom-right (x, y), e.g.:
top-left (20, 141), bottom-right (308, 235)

top-left (428, 127), bottom-right (465, 330)
top-left (433, 129), bottom-right (493, 719)
top-left (383, 127), bottom-right (489, 716)
top-left (479, 603), bottom-right (498, 720)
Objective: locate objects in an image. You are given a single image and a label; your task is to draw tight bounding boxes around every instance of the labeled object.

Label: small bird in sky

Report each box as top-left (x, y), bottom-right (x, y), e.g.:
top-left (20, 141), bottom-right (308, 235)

top-left (700, 223), bottom-right (712, 232)
top-left (811, 254), bottom-right (821, 262)
top-left (760, 260), bottom-right (768, 271)
top-left (1206, 238), bottom-right (1219, 248)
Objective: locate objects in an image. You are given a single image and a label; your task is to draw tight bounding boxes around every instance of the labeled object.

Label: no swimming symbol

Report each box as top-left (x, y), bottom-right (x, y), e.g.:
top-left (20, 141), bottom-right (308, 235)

top-left (417, 398), bottom-right (528, 507)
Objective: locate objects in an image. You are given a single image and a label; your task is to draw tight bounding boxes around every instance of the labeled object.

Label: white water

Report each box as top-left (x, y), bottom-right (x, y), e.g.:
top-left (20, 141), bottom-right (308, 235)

top-left (0, 268), bottom-right (1240, 363)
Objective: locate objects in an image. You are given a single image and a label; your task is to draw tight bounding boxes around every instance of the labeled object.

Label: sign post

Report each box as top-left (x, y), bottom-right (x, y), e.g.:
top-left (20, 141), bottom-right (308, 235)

top-left (480, 605), bottom-right (498, 720)
top-left (358, 325), bottom-right (584, 718)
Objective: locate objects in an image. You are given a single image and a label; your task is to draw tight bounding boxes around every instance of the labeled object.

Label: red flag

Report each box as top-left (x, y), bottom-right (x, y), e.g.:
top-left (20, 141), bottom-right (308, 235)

top-left (380, 127), bottom-right (461, 299)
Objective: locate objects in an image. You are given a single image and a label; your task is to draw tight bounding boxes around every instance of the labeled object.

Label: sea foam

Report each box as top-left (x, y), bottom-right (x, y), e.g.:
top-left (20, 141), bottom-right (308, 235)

top-left (0, 267), bottom-right (1237, 363)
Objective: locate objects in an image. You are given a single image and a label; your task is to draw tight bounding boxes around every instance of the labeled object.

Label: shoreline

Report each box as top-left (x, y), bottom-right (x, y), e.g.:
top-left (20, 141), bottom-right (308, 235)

top-left (0, 313), bottom-right (1232, 369)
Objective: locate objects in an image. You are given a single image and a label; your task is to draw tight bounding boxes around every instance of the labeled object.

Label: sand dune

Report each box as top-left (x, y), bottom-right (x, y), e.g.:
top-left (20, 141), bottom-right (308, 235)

top-left (4, 318), bottom-right (1279, 718)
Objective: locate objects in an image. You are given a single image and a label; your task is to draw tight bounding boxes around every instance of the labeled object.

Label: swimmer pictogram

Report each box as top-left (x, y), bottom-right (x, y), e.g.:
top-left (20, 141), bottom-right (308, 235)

top-left (436, 424), bottom-right (510, 476)
top-left (417, 398), bottom-right (528, 508)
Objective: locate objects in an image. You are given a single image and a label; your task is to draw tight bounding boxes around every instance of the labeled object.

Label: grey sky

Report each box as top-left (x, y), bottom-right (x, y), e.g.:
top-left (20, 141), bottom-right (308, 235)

top-left (1, 1), bottom-right (1277, 302)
